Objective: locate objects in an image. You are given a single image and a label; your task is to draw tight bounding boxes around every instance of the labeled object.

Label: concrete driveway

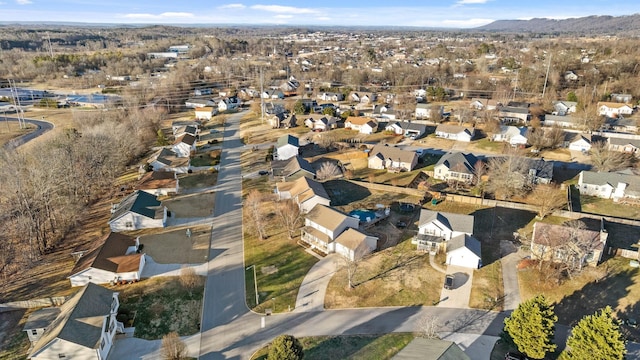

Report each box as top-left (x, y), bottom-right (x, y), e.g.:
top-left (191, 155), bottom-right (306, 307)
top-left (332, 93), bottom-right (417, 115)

top-left (140, 255), bottom-right (209, 278)
top-left (438, 265), bottom-right (474, 309)
top-left (293, 254), bottom-right (338, 312)
top-left (500, 240), bottom-right (524, 310)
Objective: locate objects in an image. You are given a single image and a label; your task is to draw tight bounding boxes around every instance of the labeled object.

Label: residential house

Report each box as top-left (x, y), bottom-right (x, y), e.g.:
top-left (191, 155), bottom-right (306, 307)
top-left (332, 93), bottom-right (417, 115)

top-left (434, 124), bottom-right (475, 142)
top-left (317, 92), bottom-right (344, 102)
top-left (194, 107), bottom-right (216, 120)
top-left (412, 210), bottom-right (474, 253)
top-left (148, 148), bottom-right (190, 174)
top-left (469, 98), bottom-right (500, 111)
top-left (568, 133), bottom-right (593, 152)
top-left (491, 125), bottom-right (528, 146)
top-left (524, 158), bottom-right (554, 184)
top-left (26, 283), bottom-right (123, 360)
top-left (108, 190), bottom-right (167, 232)
top-left (269, 113), bottom-right (297, 129)
top-left (217, 96), bottom-right (240, 112)
top-left (604, 116), bottom-right (638, 133)
top-left (23, 308), bottom-right (61, 347)
top-left (304, 115), bottom-right (338, 131)
top-left (173, 125), bottom-right (198, 138)
top-left (275, 176), bottom-right (331, 213)
top-left (446, 234), bottom-right (482, 269)
top-left (363, 104), bottom-right (396, 120)
top-left (271, 156), bottom-right (316, 181)
top-left (368, 144), bottom-right (418, 172)
top-left (598, 102), bottom-right (633, 117)
top-left (415, 103), bottom-right (444, 120)
top-left (334, 228), bottom-right (378, 261)
top-left (345, 116), bottom-right (378, 135)
top-left (350, 92), bottom-right (377, 104)
top-left (553, 101), bottom-right (577, 115)
top-left (136, 171), bottom-right (179, 196)
top-left (498, 106), bottom-right (530, 124)
top-left (385, 121), bottom-right (427, 139)
top-left (172, 134), bottom-right (197, 158)
top-left (171, 120), bottom-right (200, 134)
top-left (608, 137), bottom-right (640, 154)
top-left (68, 233), bottom-right (145, 287)
top-left (543, 114), bottom-right (582, 128)
top-left (275, 134), bottom-right (300, 161)
top-left (301, 204), bottom-right (360, 254)
top-left (185, 98), bottom-right (215, 108)
top-left (610, 93), bottom-right (633, 103)
top-left (578, 170), bottom-right (640, 202)
top-left (262, 89), bottom-right (285, 100)
top-left (531, 222), bottom-right (608, 267)
top-left (433, 152), bottom-right (478, 183)
top-left (392, 338), bottom-right (470, 360)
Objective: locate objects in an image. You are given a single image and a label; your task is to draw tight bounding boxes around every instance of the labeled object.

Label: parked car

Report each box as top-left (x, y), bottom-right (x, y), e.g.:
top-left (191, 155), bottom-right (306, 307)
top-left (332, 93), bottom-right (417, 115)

top-left (258, 170), bottom-right (269, 176)
top-left (626, 318), bottom-right (637, 328)
top-left (396, 221), bottom-right (407, 229)
top-left (505, 352), bottom-right (528, 360)
top-left (444, 275), bottom-right (454, 290)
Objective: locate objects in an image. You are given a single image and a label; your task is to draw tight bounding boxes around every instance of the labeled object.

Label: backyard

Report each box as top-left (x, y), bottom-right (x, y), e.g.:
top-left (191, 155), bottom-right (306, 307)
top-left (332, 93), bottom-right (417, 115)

top-left (580, 195), bottom-right (640, 220)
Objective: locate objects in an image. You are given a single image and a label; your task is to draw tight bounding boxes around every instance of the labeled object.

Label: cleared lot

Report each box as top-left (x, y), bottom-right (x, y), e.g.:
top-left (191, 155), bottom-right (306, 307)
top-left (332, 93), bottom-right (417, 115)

top-left (139, 225), bottom-right (210, 264)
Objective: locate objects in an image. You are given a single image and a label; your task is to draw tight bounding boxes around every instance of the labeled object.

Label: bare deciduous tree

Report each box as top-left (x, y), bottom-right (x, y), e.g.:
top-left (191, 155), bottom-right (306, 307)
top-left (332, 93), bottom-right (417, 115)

top-left (485, 153), bottom-right (534, 200)
top-left (161, 332), bottom-right (188, 360)
top-left (244, 190), bottom-right (267, 240)
top-left (316, 161), bottom-right (342, 180)
top-left (275, 199), bottom-right (302, 240)
top-left (179, 267), bottom-right (200, 296)
top-left (590, 141), bottom-right (635, 172)
top-left (531, 184), bottom-right (567, 219)
top-left (416, 314), bottom-right (441, 339)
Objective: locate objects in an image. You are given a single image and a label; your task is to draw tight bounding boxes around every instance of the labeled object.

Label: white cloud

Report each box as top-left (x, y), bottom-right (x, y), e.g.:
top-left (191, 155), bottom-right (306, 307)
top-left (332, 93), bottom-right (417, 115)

top-left (456, 0), bottom-right (489, 4)
top-left (274, 14), bottom-right (293, 19)
top-left (159, 12), bottom-right (193, 18)
top-left (123, 12), bottom-right (194, 19)
top-left (250, 5), bottom-right (318, 14)
top-left (16, 0), bottom-right (32, 4)
top-left (218, 3), bottom-right (245, 9)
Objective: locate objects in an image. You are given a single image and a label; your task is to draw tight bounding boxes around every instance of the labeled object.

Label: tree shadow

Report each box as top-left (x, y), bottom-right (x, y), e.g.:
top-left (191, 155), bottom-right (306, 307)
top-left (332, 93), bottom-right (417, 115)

top-left (323, 180), bottom-right (371, 206)
top-left (472, 207), bottom-right (536, 265)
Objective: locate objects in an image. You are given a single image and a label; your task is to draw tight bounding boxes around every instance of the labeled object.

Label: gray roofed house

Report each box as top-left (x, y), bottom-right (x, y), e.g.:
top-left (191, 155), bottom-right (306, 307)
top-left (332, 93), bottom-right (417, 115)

top-left (433, 152), bottom-right (479, 183)
top-left (543, 114), bottom-right (582, 128)
top-left (368, 144), bottom-right (419, 172)
top-left (524, 158), bottom-right (554, 184)
top-left (578, 170), bottom-right (640, 201)
top-left (434, 124), bottom-right (475, 142)
top-left (446, 233), bottom-right (482, 268)
top-left (23, 308), bottom-right (62, 345)
top-left (28, 283), bottom-right (122, 360)
top-left (108, 190), bottom-right (167, 232)
top-left (608, 137), bottom-right (640, 153)
top-left (275, 134), bottom-right (300, 161)
top-left (414, 209), bottom-right (475, 253)
top-left (271, 155), bottom-right (316, 181)
top-left (392, 337), bottom-right (470, 360)
top-left (498, 106), bottom-right (530, 123)
top-left (149, 148), bottom-right (190, 174)
top-left (301, 204), bottom-right (360, 255)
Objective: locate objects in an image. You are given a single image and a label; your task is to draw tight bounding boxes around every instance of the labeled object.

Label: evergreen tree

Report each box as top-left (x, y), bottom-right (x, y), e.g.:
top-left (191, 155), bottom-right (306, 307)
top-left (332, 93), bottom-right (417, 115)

top-left (267, 334), bottom-right (304, 360)
top-left (561, 306), bottom-right (626, 360)
top-left (503, 294), bottom-right (557, 359)
top-left (293, 100), bottom-right (306, 115)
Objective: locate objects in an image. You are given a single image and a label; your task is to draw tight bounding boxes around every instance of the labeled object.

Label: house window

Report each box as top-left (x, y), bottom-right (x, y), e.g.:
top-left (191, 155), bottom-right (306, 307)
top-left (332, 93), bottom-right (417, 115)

top-left (125, 221), bottom-right (133, 228)
top-left (31, 329), bottom-right (38, 335)
top-left (101, 338), bottom-right (105, 350)
top-left (58, 354), bottom-right (66, 359)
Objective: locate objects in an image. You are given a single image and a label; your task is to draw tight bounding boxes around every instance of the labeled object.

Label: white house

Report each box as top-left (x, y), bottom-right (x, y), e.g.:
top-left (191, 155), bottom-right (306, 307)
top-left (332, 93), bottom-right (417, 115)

top-left (26, 283), bottom-right (123, 360)
top-left (303, 115), bottom-right (338, 131)
top-left (137, 171), bottom-right (179, 196)
top-left (578, 170), bottom-right (640, 202)
top-left (345, 116), bottom-right (378, 135)
top-left (435, 124), bottom-right (475, 142)
top-left (385, 121), bottom-right (427, 139)
top-left (415, 103), bottom-right (444, 120)
top-left (301, 204), bottom-right (359, 255)
top-left (218, 96), bottom-right (241, 112)
top-left (109, 190), bottom-right (167, 232)
top-left (275, 134), bottom-right (300, 161)
top-left (350, 92), bottom-right (377, 104)
top-left (543, 114), bottom-right (582, 128)
top-left (469, 98), bottom-right (500, 111)
top-left (412, 210), bottom-right (475, 253)
top-left (368, 144), bottom-right (418, 172)
top-left (68, 233), bottom-right (145, 287)
top-left (335, 228), bottom-right (378, 261)
top-left (446, 234), bottom-right (482, 269)
top-left (598, 102), bottom-right (634, 117)
top-left (552, 101), bottom-right (577, 115)
top-left (433, 152), bottom-right (478, 183)
top-left (148, 148), bottom-right (190, 174)
top-left (276, 176), bottom-right (331, 213)
top-left (172, 134), bottom-right (197, 158)
top-left (491, 126), bottom-right (528, 146)
top-left (568, 134), bottom-right (593, 152)
top-left (194, 107), bottom-right (216, 120)
top-left (23, 307), bottom-right (61, 346)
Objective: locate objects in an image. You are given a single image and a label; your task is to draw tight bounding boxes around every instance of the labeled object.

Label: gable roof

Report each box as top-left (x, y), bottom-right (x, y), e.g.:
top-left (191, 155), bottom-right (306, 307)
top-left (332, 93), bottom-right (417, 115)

top-left (69, 233), bottom-right (141, 277)
top-left (23, 307), bottom-right (62, 331)
top-left (305, 204), bottom-right (351, 232)
top-left (29, 283), bottom-right (115, 357)
top-left (448, 234), bottom-right (481, 258)
top-left (346, 116), bottom-right (376, 126)
top-left (271, 156), bottom-right (316, 178)
top-left (608, 137), bottom-right (640, 147)
top-left (175, 133), bottom-right (196, 146)
top-left (580, 170), bottom-right (640, 196)
top-left (277, 134), bottom-right (300, 148)
top-left (598, 101), bottom-right (633, 109)
top-left (524, 158), bottom-right (554, 180)
top-left (151, 148), bottom-right (190, 168)
top-left (110, 190), bottom-right (163, 222)
top-left (498, 125), bottom-right (527, 138)
top-left (335, 228), bottom-right (373, 251)
top-left (435, 124), bottom-right (474, 136)
top-left (418, 210), bottom-right (474, 235)
top-left (436, 152), bottom-right (478, 174)
top-left (532, 222), bottom-right (605, 250)
top-left (137, 171), bottom-right (177, 191)
top-left (369, 144), bottom-right (418, 164)
top-left (289, 176), bottom-right (330, 202)
top-left (392, 338), bottom-right (470, 360)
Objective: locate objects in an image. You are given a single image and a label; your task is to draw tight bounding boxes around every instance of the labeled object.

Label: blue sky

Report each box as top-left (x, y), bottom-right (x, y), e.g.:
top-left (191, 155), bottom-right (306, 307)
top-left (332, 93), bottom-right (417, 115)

top-left (0, 0), bottom-right (636, 28)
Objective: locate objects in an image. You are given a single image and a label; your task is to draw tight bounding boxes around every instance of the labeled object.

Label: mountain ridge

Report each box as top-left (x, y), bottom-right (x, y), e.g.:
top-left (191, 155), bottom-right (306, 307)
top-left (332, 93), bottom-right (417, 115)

top-left (475, 14), bottom-right (640, 35)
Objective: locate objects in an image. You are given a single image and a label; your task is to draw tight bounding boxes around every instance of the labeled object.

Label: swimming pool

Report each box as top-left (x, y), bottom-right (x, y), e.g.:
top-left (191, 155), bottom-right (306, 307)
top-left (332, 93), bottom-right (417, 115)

top-left (349, 209), bottom-right (376, 222)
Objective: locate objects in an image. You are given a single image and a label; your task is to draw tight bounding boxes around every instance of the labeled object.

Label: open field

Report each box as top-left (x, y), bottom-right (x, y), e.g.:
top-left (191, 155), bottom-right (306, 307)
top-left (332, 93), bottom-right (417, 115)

top-left (137, 225), bottom-right (210, 264)
top-left (325, 239), bottom-right (443, 308)
top-left (251, 333), bottom-right (415, 360)
top-left (163, 192), bottom-right (215, 218)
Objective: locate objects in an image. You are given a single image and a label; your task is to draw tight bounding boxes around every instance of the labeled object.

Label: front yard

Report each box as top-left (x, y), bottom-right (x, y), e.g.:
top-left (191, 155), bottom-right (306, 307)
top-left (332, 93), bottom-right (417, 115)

top-left (178, 171), bottom-right (218, 190)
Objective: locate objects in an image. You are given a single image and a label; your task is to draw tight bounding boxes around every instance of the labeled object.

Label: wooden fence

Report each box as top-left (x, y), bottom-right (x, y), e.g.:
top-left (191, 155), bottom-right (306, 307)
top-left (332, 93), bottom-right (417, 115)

top-left (0, 296), bottom-right (67, 312)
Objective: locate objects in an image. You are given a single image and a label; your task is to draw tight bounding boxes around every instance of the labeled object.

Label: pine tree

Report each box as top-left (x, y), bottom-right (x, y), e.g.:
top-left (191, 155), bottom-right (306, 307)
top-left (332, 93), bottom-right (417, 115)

top-left (503, 294), bottom-right (557, 359)
top-left (267, 334), bottom-right (304, 360)
top-left (561, 306), bottom-right (626, 360)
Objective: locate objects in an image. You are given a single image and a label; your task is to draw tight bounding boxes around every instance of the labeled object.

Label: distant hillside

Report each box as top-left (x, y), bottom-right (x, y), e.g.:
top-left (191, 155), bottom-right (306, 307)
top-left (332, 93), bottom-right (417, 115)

top-left (476, 14), bottom-right (640, 35)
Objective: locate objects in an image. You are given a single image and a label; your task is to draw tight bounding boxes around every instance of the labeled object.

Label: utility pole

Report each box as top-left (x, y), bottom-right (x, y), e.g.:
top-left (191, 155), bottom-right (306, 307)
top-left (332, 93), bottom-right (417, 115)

top-left (512, 70), bottom-right (519, 101)
top-left (542, 54), bottom-right (552, 99)
top-left (46, 32), bottom-right (54, 58)
top-left (9, 79), bottom-right (25, 129)
top-left (260, 67), bottom-right (264, 124)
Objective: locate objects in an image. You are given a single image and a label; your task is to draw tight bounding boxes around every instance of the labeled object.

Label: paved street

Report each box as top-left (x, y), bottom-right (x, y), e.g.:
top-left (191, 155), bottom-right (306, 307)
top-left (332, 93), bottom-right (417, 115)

top-left (2, 116), bottom-right (54, 150)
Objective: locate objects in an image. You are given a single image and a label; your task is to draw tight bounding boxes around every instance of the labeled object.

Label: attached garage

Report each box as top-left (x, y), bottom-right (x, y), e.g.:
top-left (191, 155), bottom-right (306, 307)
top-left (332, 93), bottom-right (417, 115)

top-left (446, 234), bottom-right (482, 269)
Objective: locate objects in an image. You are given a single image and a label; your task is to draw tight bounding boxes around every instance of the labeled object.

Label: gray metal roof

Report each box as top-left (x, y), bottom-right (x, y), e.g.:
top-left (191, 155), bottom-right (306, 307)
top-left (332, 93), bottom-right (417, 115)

top-left (392, 338), bottom-right (470, 360)
top-left (110, 190), bottom-right (163, 221)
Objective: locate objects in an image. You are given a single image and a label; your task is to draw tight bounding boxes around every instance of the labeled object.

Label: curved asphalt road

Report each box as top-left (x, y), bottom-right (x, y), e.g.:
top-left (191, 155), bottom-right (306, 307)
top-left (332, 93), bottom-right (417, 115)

top-left (196, 112), bottom-right (506, 359)
top-left (2, 116), bottom-right (54, 149)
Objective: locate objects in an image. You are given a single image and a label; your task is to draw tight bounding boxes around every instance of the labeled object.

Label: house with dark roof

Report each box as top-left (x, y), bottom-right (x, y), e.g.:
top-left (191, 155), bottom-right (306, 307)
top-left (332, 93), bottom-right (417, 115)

top-left (271, 156), bottom-right (316, 181)
top-left (524, 158), bottom-right (554, 184)
top-left (413, 209), bottom-right (475, 254)
top-left (172, 133), bottom-right (197, 158)
top-left (269, 113), bottom-right (297, 129)
top-left (136, 171), bottom-right (179, 196)
top-left (531, 222), bottom-right (608, 268)
top-left (578, 170), bottom-right (640, 202)
top-left (385, 121), bottom-right (427, 139)
top-left (108, 190), bottom-right (167, 232)
top-left (275, 134), bottom-right (300, 161)
top-left (368, 144), bottom-right (418, 172)
top-left (68, 233), bottom-right (145, 287)
top-left (27, 283), bottom-right (122, 360)
top-left (148, 148), bottom-right (190, 174)
top-left (434, 124), bottom-right (475, 142)
top-left (392, 337), bottom-right (470, 360)
top-left (23, 308), bottom-right (61, 346)
top-left (498, 106), bottom-right (530, 124)
top-left (276, 176), bottom-right (331, 213)
top-left (303, 115), bottom-right (338, 131)
top-left (433, 152), bottom-right (479, 183)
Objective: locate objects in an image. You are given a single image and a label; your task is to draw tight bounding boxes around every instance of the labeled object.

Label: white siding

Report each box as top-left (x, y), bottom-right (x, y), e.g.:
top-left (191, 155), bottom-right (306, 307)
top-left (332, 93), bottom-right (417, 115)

top-left (446, 247), bottom-right (481, 268)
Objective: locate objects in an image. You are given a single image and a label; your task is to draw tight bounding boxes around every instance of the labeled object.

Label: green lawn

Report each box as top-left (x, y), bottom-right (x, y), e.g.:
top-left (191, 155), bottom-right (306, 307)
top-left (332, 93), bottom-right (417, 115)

top-left (190, 149), bottom-right (221, 167)
top-left (471, 138), bottom-right (507, 152)
top-left (114, 276), bottom-right (204, 339)
top-left (252, 333), bottom-right (415, 360)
